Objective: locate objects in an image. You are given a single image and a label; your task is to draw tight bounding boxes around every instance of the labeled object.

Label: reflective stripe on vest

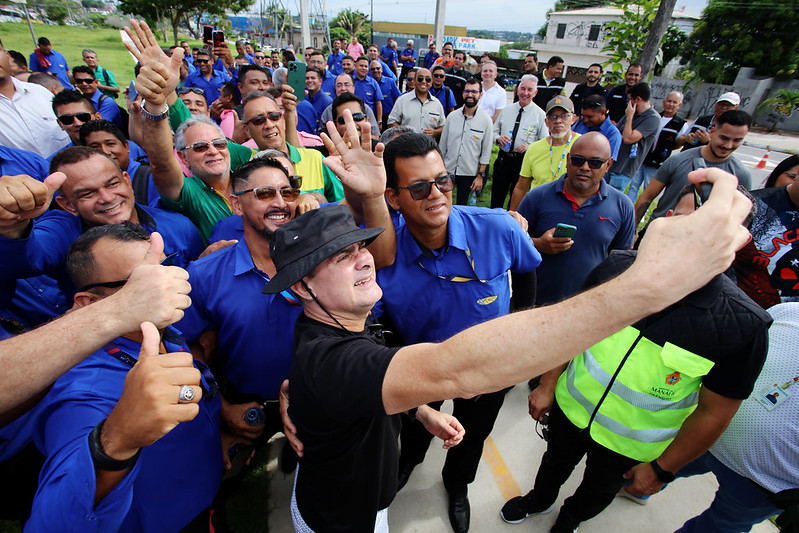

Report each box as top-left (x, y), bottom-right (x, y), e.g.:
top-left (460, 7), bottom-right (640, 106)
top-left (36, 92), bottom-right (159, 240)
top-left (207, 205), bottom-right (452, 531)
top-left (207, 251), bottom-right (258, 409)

top-left (555, 326), bottom-right (715, 462)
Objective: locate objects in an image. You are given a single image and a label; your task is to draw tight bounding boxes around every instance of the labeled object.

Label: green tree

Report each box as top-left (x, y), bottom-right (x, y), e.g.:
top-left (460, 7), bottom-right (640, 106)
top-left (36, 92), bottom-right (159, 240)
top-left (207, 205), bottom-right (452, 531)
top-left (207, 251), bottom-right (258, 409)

top-left (683, 0), bottom-right (799, 84)
top-left (601, 0), bottom-right (658, 76)
top-left (758, 89), bottom-right (799, 132)
top-left (42, 0), bottom-right (76, 25)
top-left (330, 8), bottom-right (370, 43)
top-left (653, 25), bottom-right (687, 76)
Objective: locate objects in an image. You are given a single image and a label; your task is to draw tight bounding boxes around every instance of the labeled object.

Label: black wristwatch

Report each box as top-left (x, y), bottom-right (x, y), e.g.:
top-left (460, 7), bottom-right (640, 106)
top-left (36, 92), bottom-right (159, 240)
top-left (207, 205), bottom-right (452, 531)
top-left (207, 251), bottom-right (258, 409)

top-left (88, 419), bottom-right (141, 471)
top-left (649, 459), bottom-right (675, 483)
top-left (478, 171), bottom-right (487, 178)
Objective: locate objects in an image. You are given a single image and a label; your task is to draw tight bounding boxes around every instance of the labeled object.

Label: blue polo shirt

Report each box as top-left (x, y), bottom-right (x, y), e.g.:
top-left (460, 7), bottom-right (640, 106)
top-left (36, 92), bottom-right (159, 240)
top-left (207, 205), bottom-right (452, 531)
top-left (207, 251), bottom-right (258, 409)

top-left (367, 60), bottom-right (396, 81)
top-left (89, 90), bottom-right (124, 130)
top-left (400, 48), bottom-right (417, 68)
top-left (183, 68), bottom-right (232, 104)
top-left (126, 158), bottom-right (160, 208)
top-left (28, 329), bottom-right (223, 533)
top-left (320, 75), bottom-right (336, 99)
top-left (377, 206), bottom-right (541, 344)
top-left (573, 116), bottom-right (622, 160)
top-left (374, 76), bottom-right (401, 116)
top-left (0, 145), bottom-right (49, 181)
top-left (29, 49), bottom-right (72, 89)
top-left (307, 90), bottom-right (333, 132)
top-left (430, 85), bottom-right (457, 115)
top-left (353, 76), bottom-right (383, 115)
top-left (380, 46), bottom-right (397, 69)
top-left (424, 52), bottom-right (439, 70)
top-left (517, 176), bottom-right (635, 305)
top-left (178, 237), bottom-right (303, 400)
top-left (327, 50), bottom-right (345, 76)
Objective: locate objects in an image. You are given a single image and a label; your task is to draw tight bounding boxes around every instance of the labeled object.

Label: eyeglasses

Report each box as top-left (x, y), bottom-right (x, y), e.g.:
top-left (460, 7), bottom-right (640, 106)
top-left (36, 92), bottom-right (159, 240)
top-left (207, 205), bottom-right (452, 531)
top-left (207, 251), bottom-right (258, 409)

top-left (74, 78), bottom-right (95, 84)
top-left (416, 76), bottom-right (432, 83)
top-left (336, 112), bottom-right (367, 125)
top-left (195, 58), bottom-right (210, 64)
top-left (57, 112), bottom-right (92, 125)
top-left (77, 253), bottom-right (180, 292)
top-left (233, 184), bottom-right (302, 201)
top-left (335, 82), bottom-right (354, 88)
top-left (244, 111), bottom-right (283, 126)
top-left (254, 55), bottom-right (266, 59)
top-left (463, 89), bottom-right (480, 95)
top-left (370, 67), bottom-right (382, 71)
top-left (181, 138), bottom-right (228, 152)
top-left (178, 87), bottom-right (205, 95)
top-left (396, 174), bottom-right (454, 201)
top-left (433, 73), bottom-right (445, 78)
top-left (546, 113), bottom-right (571, 122)
top-left (569, 156), bottom-right (608, 169)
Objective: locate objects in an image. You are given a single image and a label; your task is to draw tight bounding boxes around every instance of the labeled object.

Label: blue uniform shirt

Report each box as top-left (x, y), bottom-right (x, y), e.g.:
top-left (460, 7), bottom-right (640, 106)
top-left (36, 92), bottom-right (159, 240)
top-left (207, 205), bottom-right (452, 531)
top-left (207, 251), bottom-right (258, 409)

top-left (307, 90), bottom-right (333, 132)
top-left (0, 145), bottom-right (49, 181)
top-left (367, 60), bottom-right (396, 81)
top-left (517, 176), bottom-right (635, 305)
top-left (327, 50), bottom-right (345, 76)
top-left (28, 329), bottom-right (223, 533)
top-left (573, 116), bottom-right (623, 160)
top-left (378, 206), bottom-right (541, 344)
top-left (424, 52), bottom-right (439, 70)
top-left (320, 75), bottom-right (336, 99)
top-left (178, 237), bottom-right (303, 399)
top-left (296, 99), bottom-right (318, 135)
top-left (90, 91), bottom-right (123, 130)
top-left (380, 46), bottom-right (397, 69)
top-left (183, 68), bottom-right (232, 105)
top-left (430, 85), bottom-right (457, 115)
top-left (374, 76), bottom-right (401, 116)
top-left (353, 76), bottom-right (383, 115)
top-left (400, 48), bottom-right (417, 68)
top-left (29, 49), bottom-right (72, 89)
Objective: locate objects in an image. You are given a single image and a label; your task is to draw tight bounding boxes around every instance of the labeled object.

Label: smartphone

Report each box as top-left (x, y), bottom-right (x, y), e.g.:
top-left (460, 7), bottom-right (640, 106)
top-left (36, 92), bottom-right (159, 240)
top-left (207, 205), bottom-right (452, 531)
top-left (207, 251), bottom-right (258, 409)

top-left (203, 25), bottom-right (213, 44)
top-left (127, 80), bottom-right (138, 102)
top-left (553, 223), bottom-right (577, 239)
top-left (212, 30), bottom-right (225, 48)
top-left (287, 60), bottom-right (306, 102)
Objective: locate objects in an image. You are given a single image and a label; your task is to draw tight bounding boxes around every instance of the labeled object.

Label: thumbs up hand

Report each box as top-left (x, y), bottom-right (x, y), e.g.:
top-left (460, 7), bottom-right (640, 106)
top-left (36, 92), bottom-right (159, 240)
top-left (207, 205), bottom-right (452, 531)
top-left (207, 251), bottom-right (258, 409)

top-left (0, 172), bottom-right (66, 238)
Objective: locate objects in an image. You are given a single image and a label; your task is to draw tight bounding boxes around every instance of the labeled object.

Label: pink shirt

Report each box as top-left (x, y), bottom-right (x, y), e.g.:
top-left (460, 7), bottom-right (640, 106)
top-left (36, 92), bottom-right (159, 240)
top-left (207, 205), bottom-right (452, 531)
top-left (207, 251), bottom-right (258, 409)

top-left (347, 42), bottom-right (364, 59)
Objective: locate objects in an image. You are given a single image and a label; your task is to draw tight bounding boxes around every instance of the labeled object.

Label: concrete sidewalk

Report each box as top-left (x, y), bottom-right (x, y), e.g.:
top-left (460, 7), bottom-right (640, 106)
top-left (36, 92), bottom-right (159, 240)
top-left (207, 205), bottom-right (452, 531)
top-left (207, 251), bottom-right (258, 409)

top-left (744, 128), bottom-right (799, 155)
top-left (265, 383), bottom-right (778, 532)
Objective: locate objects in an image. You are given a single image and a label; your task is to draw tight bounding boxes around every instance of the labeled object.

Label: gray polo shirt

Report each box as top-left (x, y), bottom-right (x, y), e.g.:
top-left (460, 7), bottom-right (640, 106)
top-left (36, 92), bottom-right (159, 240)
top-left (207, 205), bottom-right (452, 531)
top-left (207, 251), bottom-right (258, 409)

top-left (440, 107), bottom-right (494, 176)
top-left (649, 146), bottom-right (752, 221)
top-left (387, 91), bottom-right (445, 131)
top-left (493, 101), bottom-right (547, 152)
top-left (610, 107), bottom-right (660, 177)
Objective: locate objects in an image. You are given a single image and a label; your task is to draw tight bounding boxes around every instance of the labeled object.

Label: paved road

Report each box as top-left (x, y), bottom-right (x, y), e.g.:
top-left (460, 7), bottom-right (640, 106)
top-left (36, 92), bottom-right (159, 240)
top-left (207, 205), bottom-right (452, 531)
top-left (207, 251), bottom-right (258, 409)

top-left (736, 144), bottom-right (790, 189)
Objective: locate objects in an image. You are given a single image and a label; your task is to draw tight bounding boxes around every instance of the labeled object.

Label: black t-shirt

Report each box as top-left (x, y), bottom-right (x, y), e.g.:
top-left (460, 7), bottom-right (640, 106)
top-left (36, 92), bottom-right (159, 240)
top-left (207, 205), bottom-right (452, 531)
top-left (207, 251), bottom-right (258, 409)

top-left (605, 84), bottom-right (628, 123)
top-left (289, 313), bottom-right (401, 532)
top-left (570, 83), bottom-right (608, 115)
top-left (584, 250), bottom-right (771, 400)
top-left (533, 71), bottom-right (566, 110)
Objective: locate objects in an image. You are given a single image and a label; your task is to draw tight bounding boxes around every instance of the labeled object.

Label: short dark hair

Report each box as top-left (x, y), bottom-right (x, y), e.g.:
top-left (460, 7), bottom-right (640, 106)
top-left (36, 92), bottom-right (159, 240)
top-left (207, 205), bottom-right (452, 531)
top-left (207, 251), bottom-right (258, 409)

top-left (52, 90), bottom-right (96, 116)
top-left (282, 50), bottom-right (296, 62)
top-left (79, 119), bottom-right (128, 146)
top-left (342, 55), bottom-right (355, 63)
top-left (220, 82), bottom-right (241, 105)
top-left (432, 65), bottom-right (446, 74)
top-left (526, 53), bottom-right (537, 60)
top-left (626, 82), bottom-right (651, 102)
top-left (231, 156), bottom-right (290, 192)
top-left (442, 42), bottom-right (454, 49)
top-left (238, 64), bottom-right (268, 86)
top-left (548, 56), bottom-right (564, 67)
top-left (627, 63), bottom-right (643, 73)
top-left (309, 50), bottom-right (325, 60)
top-left (28, 72), bottom-right (62, 91)
top-left (8, 50), bottom-right (27, 69)
top-left (72, 65), bottom-right (96, 79)
top-left (306, 66), bottom-right (324, 80)
top-left (355, 56), bottom-right (369, 64)
top-left (766, 154), bottom-right (799, 188)
top-left (588, 62), bottom-right (603, 72)
top-left (465, 77), bottom-right (482, 92)
top-left (454, 50), bottom-right (466, 61)
top-left (195, 49), bottom-right (211, 59)
top-left (66, 222), bottom-right (150, 291)
top-left (331, 92), bottom-right (366, 120)
top-left (716, 109), bottom-right (752, 129)
top-left (384, 132), bottom-right (442, 190)
top-left (38, 37), bottom-right (51, 46)
top-left (50, 146), bottom-right (117, 174)
top-left (582, 94), bottom-right (607, 110)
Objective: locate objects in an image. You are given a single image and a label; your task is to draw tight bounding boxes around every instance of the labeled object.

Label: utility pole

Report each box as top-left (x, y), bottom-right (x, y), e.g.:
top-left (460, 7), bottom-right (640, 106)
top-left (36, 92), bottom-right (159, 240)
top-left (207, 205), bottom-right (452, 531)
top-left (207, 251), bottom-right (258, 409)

top-left (433, 0), bottom-right (446, 51)
top-left (300, 0), bottom-right (310, 50)
top-left (638, 0), bottom-right (678, 78)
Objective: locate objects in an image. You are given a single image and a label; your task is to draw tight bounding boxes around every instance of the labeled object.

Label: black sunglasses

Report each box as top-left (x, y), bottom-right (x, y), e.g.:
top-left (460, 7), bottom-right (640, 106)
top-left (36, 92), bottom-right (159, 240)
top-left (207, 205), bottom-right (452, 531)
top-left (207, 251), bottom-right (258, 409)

top-left (57, 112), bottom-right (92, 125)
top-left (233, 184), bottom-right (302, 201)
top-left (416, 76), bottom-right (432, 83)
top-left (74, 77), bottom-right (95, 84)
top-left (244, 111), bottom-right (282, 126)
top-left (195, 58), bottom-right (210, 64)
top-left (181, 138), bottom-right (228, 153)
top-left (77, 253), bottom-right (180, 292)
top-left (336, 112), bottom-right (367, 125)
top-left (397, 174), bottom-right (454, 201)
top-left (433, 73), bottom-right (445, 78)
top-left (178, 87), bottom-right (205, 96)
top-left (569, 156), bottom-right (608, 169)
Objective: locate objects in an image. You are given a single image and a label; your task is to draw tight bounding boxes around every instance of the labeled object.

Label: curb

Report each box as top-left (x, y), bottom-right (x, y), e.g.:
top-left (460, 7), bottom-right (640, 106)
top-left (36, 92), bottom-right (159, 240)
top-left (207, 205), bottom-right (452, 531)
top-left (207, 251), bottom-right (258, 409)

top-left (743, 141), bottom-right (799, 156)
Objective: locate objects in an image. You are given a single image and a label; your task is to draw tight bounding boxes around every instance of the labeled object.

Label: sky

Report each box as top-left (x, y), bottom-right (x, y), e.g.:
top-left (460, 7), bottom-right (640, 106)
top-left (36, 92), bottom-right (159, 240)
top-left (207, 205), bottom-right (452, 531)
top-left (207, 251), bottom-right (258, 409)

top-left (313, 0), bottom-right (710, 33)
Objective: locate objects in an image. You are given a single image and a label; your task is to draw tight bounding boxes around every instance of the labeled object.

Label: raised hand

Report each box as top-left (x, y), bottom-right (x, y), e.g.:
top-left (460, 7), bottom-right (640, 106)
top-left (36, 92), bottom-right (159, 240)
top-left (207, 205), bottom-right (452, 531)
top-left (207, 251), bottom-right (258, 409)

top-left (123, 20), bottom-right (181, 108)
top-left (0, 172), bottom-right (66, 238)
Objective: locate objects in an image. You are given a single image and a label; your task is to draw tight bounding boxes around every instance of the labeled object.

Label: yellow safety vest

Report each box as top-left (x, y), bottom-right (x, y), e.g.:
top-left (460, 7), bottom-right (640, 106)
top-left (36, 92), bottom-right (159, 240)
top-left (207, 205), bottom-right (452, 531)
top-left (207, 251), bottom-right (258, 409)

top-left (555, 326), bottom-right (715, 462)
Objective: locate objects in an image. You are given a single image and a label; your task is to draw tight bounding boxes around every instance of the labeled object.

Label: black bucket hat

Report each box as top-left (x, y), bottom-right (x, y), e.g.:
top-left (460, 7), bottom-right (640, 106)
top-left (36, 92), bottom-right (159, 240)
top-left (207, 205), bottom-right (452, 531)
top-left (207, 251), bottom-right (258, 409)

top-left (262, 205), bottom-right (384, 294)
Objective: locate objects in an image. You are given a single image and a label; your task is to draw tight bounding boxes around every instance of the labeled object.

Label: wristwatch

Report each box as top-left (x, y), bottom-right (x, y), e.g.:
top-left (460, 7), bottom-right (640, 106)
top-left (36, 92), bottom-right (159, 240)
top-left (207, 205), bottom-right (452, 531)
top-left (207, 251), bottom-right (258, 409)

top-left (89, 419), bottom-right (141, 471)
top-left (649, 459), bottom-right (675, 483)
top-left (478, 171), bottom-right (487, 178)
top-left (141, 101), bottom-right (170, 122)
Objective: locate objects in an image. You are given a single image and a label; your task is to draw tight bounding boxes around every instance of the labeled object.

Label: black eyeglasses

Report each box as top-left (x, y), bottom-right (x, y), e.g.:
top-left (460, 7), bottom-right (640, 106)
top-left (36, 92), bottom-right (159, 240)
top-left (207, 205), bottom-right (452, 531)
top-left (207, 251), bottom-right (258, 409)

top-left (244, 111), bottom-right (282, 126)
top-left (57, 112), bottom-right (92, 125)
top-left (433, 73), bottom-right (445, 78)
top-left (416, 76), bottom-right (432, 83)
top-left (178, 87), bottom-right (205, 95)
top-left (233, 184), bottom-right (302, 201)
top-left (336, 112), bottom-right (367, 125)
top-left (370, 67), bottom-right (382, 71)
top-left (77, 253), bottom-right (180, 292)
top-left (195, 58), bottom-right (210, 64)
top-left (569, 156), bottom-right (608, 169)
top-left (181, 138), bottom-right (228, 152)
top-left (396, 174), bottom-right (454, 200)
top-left (74, 77), bottom-right (95, 84)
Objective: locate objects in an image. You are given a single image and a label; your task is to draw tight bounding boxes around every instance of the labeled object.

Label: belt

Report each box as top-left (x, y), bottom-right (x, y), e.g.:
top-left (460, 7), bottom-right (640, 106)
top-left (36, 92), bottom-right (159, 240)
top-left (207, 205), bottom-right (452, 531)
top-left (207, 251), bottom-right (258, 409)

top-left (500, 150), bottom-right (523, 158)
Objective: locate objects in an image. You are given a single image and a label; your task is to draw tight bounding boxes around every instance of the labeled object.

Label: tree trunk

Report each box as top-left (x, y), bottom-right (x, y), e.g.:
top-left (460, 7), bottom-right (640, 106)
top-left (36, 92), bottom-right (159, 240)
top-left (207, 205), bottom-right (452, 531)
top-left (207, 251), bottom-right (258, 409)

top-left (638, 0), bottom-right (677, 78)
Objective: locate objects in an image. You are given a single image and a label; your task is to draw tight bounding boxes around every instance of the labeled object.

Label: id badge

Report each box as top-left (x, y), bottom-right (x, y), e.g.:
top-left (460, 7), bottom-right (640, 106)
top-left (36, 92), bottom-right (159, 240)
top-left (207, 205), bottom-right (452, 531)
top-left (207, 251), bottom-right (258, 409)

top-left (755, 386), bottom-right (791, 411)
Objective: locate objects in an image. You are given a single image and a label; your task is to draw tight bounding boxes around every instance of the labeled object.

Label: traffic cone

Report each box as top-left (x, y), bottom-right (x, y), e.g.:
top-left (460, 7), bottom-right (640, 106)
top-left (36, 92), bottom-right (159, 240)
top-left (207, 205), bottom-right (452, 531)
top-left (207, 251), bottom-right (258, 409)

top-left (756, 150), bottom-right (771, 169)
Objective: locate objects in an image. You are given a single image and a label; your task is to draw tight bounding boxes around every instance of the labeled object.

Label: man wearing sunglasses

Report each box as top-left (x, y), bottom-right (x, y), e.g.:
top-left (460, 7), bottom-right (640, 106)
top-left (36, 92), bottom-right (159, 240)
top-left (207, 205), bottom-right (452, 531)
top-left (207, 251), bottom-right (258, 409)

top-left (317, 74), bottom-right (381, 139)
top-left (379, 133), bottom-right (541, 533)
top-left (387, 68), bottom-right (445, 139)
top-left (366, 44), bottom-right (396, 82)
top-left (353, 56), bottom-right (383, 125)
top-left (572, 94), bottom-right (621, 160)
top-left (51, 90), bottom-right (102, 148)
top-left (430, 65), bottom-right (456, 116)
top-left (26, 223), bottom-right (227, 533)
top-left (183, 49), bottom-right (232, 106)
top-left (72, 66), bottom-right (124, 130)
top-left (370, 61), bottom-right (401, 131)
top-left (178, 87), bottom-right (210, 116)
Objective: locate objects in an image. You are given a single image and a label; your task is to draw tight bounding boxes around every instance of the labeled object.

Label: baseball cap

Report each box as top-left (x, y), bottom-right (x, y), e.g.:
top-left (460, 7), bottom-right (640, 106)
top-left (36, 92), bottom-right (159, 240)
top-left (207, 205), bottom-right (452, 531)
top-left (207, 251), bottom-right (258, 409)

top-left (717, 92), bottom-right (741, 106)
top-left (546, 95), bottom-right (575, 114)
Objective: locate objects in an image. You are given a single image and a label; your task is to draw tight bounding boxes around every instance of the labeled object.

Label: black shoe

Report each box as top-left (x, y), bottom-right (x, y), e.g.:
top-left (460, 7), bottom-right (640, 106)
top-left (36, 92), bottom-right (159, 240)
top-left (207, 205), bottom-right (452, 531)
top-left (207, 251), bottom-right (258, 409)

top-left (550, 511), bottom-right (580, 533)
top-left (447, 490), bottom-right (470, 533)
top-left (396, 461), bottom-right (416, 491)
top-left (500, 490), bottom-right (555, 524)
top-left (279, 440), bottom-right (298, 474)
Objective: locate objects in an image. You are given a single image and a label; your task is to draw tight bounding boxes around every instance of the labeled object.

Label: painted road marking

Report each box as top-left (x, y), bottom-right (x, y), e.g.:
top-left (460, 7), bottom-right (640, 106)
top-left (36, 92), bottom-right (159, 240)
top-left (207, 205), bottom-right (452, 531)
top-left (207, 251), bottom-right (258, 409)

top-left (482, 436), bottom-right (521, 501)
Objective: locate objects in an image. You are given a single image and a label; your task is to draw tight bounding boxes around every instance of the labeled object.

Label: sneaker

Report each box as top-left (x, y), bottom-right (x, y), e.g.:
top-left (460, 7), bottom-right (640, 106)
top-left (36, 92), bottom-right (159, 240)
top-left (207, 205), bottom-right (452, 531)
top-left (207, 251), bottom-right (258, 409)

top-left (617, 487), bottom-right (651, 506)
top-left (500, 491), bottom-right (555, 524)
top-left (550, 512), bottom-right (580, 533)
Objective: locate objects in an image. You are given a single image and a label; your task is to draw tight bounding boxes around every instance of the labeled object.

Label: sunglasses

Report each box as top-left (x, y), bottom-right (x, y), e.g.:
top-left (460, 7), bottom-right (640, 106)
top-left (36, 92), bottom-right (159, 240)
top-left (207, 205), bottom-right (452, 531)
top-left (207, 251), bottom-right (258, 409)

top-left (569, 156), bottom-right (608, 169)
top-left (178, 87), bottom-right (205, 95)
top-left (195, 58), bottom-right (210, 64)
top-left (336, 112), bottom-right (367, 125)
top-left (74, 78), bottom-right (95, 84)
top-left (244, 111), bottom-right (283, 126)
top-left (397, 174), bottom-right (454, 201)
top-left (181, 138), bottom-right (228, 152)
top-left (57, 112), bottom-right (92, 125)
top-left (77, 253), bottom-right (180, 292)
top-left (254, 55), bottom-right (266, 59)
top-left (233, 185), bottom-right (302, 201)
top-left (370, 67), bottom-right (382, 71)
top-left (433, 73), bottom-right (445, 78)
top-left (416, 76), bottom-right (432, 83)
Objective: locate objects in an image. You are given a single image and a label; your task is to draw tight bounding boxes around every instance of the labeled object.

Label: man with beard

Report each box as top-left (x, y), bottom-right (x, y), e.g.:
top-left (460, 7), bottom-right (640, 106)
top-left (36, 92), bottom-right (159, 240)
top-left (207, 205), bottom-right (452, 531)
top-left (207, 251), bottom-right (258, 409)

top-left (605, 63), bottom-right (642, 124)
top-left (570, 63), bottom-right (606, 116)
top-left (533, 56), bottom-right (566, 111)
top-left (445, 50), bottom-right (470, 108)
top-left (440, 78), bottom-right (494, 205)
top-left (573, 95), bottom-right (621, 160)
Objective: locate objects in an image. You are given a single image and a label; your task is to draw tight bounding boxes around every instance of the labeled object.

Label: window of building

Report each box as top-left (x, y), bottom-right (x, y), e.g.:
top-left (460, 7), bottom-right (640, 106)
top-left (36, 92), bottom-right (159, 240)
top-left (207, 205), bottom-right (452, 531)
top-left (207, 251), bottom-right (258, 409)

top-left (588, 24), bottom-right (601, 41)
top-left (556, 23), bottom-right (567, 39)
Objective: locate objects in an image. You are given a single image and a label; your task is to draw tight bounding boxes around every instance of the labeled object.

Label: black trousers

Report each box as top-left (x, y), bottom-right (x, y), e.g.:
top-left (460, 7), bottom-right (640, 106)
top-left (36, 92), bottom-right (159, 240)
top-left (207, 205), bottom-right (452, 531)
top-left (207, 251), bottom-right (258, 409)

top-left (531, 402), bottom-right (640, 524)
top-left (399, 65), bottom-right (414, 91)
top-left (399, 388), bottom-right (509, 491)
top-left (491, 151), bottom-right (524, 209)
top-left (455, 174), bottom-right (478, 205)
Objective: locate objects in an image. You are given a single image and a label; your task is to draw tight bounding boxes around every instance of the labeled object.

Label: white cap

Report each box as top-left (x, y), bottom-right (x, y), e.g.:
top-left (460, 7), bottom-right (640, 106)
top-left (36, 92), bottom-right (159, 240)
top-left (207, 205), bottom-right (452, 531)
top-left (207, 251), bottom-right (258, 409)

top-left (717, 92), bottom-right (741, 106)
top-left (407, 39), bottom-right (414, 45)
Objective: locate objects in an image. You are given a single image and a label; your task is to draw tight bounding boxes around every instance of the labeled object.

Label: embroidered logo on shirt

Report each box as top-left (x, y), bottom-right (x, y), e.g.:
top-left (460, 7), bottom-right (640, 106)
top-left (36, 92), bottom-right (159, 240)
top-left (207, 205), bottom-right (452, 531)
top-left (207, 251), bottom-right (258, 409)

top-left (599, 216), bottom-right (612, 221)
top-left (665, 371), bottom-right (681, 385)
top-left (477, 295), bottom-right (497, 305)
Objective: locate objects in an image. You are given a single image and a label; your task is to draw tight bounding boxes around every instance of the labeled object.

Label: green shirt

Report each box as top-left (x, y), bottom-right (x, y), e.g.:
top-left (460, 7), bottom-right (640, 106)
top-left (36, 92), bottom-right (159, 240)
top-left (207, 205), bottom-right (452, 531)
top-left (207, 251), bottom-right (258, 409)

top-left (93, 65), bottom-right (118, 99)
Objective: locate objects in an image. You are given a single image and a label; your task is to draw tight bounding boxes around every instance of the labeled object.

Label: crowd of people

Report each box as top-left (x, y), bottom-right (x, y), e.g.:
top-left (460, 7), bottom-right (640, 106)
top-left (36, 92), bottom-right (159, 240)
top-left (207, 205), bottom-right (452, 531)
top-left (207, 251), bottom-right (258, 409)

top-left (0, 18), bottom-right (797, 533)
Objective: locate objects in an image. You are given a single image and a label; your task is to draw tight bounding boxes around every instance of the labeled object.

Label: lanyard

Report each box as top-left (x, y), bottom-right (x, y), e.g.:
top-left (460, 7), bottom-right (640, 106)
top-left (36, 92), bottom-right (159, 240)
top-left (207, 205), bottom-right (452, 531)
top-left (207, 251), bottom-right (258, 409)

top-left (416, 246), bottom-right (486, 283)
top-left (549, 133), bottom-right (573, 181)
top-left (253, 269), bottom-right (301, 306)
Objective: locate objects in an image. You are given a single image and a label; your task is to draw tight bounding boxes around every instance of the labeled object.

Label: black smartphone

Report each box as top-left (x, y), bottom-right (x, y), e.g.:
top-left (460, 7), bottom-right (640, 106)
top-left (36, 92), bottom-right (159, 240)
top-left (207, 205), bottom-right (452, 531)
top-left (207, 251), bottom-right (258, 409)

top-left (203, 25), bottom-right (213, 44)
top-left (213, 30), bottom-right (225, 48)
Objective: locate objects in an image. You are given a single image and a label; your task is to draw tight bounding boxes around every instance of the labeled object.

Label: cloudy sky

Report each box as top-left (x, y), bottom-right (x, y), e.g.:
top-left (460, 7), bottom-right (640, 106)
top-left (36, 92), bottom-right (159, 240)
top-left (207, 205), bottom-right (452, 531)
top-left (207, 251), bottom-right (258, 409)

top-left (312, 0), bottom-right (710, 33)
